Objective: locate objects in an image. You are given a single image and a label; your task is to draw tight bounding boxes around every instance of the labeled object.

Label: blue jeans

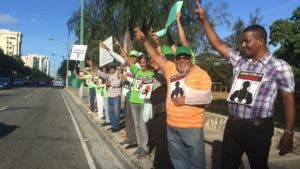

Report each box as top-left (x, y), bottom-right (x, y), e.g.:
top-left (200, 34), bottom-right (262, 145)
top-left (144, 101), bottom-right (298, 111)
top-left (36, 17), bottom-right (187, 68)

top-left (103, 97), bottom-right (110, 123)
top-left (108, 96), bottom-right (121, 129)
top-left (167, 125), bottom-right (205, 169)
top-left (89, 88), bottom-right (96, 112)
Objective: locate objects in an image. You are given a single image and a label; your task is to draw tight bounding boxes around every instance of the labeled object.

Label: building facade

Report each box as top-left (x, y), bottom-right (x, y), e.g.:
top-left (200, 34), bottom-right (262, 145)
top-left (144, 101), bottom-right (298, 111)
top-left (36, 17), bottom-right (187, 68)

top-left (0, 29), bottom-right (22, 56)
top-left (22, 54), bottom-right (50, 75)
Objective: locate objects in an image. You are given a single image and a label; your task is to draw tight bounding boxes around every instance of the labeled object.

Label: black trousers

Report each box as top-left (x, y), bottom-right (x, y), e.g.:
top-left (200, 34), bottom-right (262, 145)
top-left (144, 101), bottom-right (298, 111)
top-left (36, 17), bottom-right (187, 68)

top-left (151, 113), bottom-right (174, 169)
top-left (221, 116), bottom-right (274, 169)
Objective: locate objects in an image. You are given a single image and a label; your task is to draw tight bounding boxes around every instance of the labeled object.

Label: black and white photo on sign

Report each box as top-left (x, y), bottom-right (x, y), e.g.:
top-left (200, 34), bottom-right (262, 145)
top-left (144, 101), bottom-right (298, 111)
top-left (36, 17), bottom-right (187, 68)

top-left (99, 36), bottom-right (114, 67)
top-left (227, 71), bottom-right (263, 106)
top-left (122, 72), bottom-right (134, 96)
top-left (139, 79), bottom-right (153, 99)
top-left (122, 80), bottom-right (131, 96)
top-left (70, 45), bottom-right (87, 61)
top-left (135, 79), bottom-right (144, 91)
top-left (170, 73), bottom-right (185, 99)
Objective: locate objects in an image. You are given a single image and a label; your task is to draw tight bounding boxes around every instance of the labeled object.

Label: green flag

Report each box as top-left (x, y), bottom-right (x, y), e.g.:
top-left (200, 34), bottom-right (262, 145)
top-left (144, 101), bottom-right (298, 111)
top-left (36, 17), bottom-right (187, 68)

top-left (70, 74), bottom-right (83, 88)
top-left (156, 1), bottom-right (183, 37)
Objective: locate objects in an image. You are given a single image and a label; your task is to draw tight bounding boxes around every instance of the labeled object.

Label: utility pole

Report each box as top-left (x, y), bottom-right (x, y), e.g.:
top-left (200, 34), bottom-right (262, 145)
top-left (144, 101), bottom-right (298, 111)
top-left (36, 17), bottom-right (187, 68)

top-left (79, 0), bottom-right (85, 97)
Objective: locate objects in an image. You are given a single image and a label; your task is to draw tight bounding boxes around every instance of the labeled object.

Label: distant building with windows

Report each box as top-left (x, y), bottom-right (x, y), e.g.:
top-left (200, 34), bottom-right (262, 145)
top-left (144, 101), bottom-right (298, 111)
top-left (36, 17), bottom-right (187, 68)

top-left (0, 29), bottom-right (22, 56)
top-left (22, 54), bottom-right (50, 75)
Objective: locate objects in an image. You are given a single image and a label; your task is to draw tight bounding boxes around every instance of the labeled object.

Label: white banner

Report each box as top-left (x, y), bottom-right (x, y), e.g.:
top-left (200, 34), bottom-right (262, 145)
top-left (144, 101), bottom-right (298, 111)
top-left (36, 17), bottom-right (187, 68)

top-left (99, 36), bottom-right (114, 67)
top-left (69, 45), bottom-right (87, 61)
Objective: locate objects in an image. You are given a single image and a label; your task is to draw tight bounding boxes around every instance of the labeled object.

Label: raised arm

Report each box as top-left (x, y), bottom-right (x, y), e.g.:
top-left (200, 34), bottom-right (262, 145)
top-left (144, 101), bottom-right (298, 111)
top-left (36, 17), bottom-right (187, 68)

top-left (149, 28), bottom-right (163, 54)
top-left (194, 0), bottom-right (229, 58)
top-left (134, 27), bottom-right (167, 72)
top-left (73, 70), bottom-right (85, 80)
top-left (99, 41), bottom-right (126, 65)
top-left (167, 31), bottom-right (177, 54)
top-left (176, 11), bottom-right (192, 48)
top-left (113, 38), bottom-right (134, 67)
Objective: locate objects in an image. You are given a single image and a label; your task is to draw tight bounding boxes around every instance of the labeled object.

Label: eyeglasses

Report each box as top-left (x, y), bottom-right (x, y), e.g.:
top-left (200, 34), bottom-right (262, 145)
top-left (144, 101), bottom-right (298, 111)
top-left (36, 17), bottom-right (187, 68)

top-left (175, 55), bottom-right (191, 61)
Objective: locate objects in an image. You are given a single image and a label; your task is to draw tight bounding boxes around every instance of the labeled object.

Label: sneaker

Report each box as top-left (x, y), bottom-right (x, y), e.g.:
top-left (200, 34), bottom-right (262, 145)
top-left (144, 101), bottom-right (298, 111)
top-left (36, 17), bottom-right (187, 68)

top-left (120, 139), bottom-right (130, 145)
top-left (133, 147), bottom-right (142, 156)
top-left (137, 149), bottom-right (148, 159)
top-left (111, 128), bottom-right (120, 132)
top-left (125, 144), bottom-right (138, 149)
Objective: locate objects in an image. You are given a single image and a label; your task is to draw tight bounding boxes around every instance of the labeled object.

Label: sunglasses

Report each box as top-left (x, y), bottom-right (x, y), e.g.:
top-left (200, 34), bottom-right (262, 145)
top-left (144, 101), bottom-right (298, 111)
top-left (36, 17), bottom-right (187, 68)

top-left (175, 55), bottom-right (191, 60)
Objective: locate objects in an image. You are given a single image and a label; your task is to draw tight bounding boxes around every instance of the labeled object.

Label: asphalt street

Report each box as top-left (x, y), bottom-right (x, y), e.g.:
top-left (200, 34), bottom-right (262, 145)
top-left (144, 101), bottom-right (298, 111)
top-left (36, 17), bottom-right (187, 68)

top-left (0, 87), bottom-right (132, 169)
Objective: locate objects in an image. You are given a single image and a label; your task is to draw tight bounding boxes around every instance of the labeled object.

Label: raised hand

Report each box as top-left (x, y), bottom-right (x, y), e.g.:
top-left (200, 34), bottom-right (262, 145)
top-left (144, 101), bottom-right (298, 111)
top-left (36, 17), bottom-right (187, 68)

top-left (194, 0), bottom-right (206, 21)
top-left (99, 41), bottom-right (109, 51)
top-left (134, 27), bottom-right (146, 42)
top-left (149, 27), bottom-right (159, 42)
top-left (113, 38), bottom-right (121, 49)
top-left (176, 11), bottom-right (182, 21)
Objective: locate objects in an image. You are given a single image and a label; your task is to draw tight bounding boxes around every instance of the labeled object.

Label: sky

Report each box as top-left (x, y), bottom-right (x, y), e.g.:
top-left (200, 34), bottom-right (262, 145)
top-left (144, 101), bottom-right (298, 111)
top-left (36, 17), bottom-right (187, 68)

top-left (0, 0), bottom-right (300, 77)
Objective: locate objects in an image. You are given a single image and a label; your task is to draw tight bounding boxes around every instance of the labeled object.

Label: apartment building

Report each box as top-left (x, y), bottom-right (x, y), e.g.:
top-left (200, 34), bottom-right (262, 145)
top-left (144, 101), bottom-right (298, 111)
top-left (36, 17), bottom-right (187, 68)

top-left (22, 54), bottom-right (50, 75)
top-left (0, 29), bottom-right (22, 56)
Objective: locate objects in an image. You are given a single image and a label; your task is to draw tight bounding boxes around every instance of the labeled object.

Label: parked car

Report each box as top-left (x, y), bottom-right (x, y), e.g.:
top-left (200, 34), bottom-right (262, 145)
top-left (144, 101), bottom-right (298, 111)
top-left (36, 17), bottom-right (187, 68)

top-left (52, 78), bottom-right (64, 88)
top-left (38, 80), bottom-right (49, 86)
top-left (0, 77), bottom-right (12, 89)
top-left (23, 79), bottom-right (32, 86)
top-left (14, 79), bottom-right (24, 87)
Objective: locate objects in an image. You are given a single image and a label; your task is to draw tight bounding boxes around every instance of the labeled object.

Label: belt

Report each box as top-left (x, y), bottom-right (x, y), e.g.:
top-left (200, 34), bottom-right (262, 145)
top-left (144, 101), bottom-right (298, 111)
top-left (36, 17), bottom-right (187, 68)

top-left (229, 116), bottom-right (273, 126)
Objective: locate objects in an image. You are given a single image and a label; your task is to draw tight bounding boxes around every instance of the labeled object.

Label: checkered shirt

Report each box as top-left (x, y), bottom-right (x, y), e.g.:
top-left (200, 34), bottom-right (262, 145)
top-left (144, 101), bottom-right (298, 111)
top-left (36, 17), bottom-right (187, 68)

top-left (227, 48), bottom-right (294, 118)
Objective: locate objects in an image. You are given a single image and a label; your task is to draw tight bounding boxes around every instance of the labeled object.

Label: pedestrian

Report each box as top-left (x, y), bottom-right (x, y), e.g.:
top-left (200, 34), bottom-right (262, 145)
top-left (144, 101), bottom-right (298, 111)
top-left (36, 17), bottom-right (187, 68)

top-left (119, 50), bottom-right (140, 149)
top-left (114, 40), bottom-right (155, 159)
top-left (73, 57), bottom-right (97, 115)
top-left (99, 65), bottom-right (122, 132)
top-left (99, 42), bottom-right (139, 149)
top-left (195, 1), bottom-right (296, 169)
top-left (93, 76), bottom-right (106, 121)
top-left (134, 27), bottom-right (212, 169)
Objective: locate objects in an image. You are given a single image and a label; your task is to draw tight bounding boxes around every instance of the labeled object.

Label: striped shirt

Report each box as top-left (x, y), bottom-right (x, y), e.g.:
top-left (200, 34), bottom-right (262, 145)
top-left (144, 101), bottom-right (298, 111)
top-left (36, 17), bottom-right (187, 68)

top-left (99, 71), bottom-right (122, 98)
top-left (227, 48), bottom-right (295, 118)
top-left (165, 61), bottom-right (212, 128)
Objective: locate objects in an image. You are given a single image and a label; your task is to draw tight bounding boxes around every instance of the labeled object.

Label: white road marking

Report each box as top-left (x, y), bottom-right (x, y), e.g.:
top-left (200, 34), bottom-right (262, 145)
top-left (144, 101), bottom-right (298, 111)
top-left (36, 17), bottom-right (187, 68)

top-left (24, 94), bottom-right (31, 99)
top-left (0, 106), bottom-right (8, 111)
top-left (60, 90), bottom-right (97, 169)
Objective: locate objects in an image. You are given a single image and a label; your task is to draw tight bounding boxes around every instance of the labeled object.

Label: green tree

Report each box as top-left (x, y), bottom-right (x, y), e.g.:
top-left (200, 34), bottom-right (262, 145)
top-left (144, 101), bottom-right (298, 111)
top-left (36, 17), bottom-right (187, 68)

top-left (225, 8), bottom-right (263, 53)
top-left (269, 6), bottom-right (300, 89)
top-left (67, 0), bottom-right (230, 63)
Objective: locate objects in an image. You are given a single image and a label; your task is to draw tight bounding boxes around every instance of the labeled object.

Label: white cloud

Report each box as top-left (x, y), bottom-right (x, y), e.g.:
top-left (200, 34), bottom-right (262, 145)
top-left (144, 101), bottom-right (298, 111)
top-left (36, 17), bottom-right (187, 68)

top-left (0, 13), bottom-right (17, 24)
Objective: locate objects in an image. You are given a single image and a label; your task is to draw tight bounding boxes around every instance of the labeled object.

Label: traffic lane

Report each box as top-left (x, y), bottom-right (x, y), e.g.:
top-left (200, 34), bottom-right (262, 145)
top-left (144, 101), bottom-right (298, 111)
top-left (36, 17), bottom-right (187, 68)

top-left (0, 87), bottom-right (38, 108)
top-left (0, 88), bottom-right (91, 169)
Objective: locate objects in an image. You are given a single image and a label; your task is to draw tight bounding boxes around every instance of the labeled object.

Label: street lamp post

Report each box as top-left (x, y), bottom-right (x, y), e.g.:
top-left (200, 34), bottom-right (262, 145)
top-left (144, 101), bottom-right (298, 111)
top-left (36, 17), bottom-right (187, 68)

top-left (66, 58), bottom-right (69, 87)
top-left (79, 0), bottom-right (85, 97)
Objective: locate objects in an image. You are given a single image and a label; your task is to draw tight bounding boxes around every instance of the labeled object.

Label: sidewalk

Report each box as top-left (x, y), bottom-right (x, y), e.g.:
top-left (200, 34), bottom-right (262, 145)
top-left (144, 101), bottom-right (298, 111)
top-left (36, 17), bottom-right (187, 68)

top-left (66, 86), bottom-right (153, 169)
top-left (65, 86), bottom-right (300, 169)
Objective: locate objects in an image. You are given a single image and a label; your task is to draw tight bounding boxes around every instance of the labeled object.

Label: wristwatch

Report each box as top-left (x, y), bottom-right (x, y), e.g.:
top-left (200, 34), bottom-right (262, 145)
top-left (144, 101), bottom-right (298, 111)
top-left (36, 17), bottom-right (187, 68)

top-left (284, 128), bottom-right (294, 135)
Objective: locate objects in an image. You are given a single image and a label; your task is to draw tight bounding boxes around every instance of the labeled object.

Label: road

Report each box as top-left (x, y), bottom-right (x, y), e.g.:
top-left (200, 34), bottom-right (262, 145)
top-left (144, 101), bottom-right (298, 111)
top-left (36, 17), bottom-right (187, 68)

top-left (0, 87), bottom-right (132, 169)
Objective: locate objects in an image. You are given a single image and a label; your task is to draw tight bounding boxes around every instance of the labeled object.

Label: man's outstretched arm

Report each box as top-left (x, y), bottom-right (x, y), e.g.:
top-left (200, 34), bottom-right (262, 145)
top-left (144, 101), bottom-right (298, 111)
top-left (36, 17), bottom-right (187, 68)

top-left (134, 27), bottom-right (167, 72)
top-left (194, 0), bottom-right (229, 58)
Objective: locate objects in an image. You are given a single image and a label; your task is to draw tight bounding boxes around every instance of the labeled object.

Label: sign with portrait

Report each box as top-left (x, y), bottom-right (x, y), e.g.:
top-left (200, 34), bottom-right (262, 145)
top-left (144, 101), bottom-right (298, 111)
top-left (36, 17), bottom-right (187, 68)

top-left (227, 71), bottom-right (264, 106)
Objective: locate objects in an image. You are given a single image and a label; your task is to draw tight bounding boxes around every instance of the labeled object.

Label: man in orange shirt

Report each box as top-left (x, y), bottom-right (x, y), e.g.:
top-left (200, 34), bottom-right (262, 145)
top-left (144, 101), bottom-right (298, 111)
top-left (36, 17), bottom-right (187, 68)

top-left (134, 28), bottom-right (212, 169)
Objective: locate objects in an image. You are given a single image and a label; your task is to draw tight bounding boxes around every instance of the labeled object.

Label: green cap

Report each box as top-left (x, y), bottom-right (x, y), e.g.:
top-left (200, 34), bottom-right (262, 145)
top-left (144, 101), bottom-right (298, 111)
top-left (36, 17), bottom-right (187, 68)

top-left (129, 50), bottom-right (139, 57)
top-left (175, 45), bottom-right (193, 57)
top-left (162, 44), bottom-right (173, 55)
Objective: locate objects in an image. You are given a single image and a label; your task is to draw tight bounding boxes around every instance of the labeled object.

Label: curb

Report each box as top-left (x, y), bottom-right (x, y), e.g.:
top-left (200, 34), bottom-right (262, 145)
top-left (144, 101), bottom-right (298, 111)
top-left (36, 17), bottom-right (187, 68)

top-left (65, 88), bottom-right (153, 169)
